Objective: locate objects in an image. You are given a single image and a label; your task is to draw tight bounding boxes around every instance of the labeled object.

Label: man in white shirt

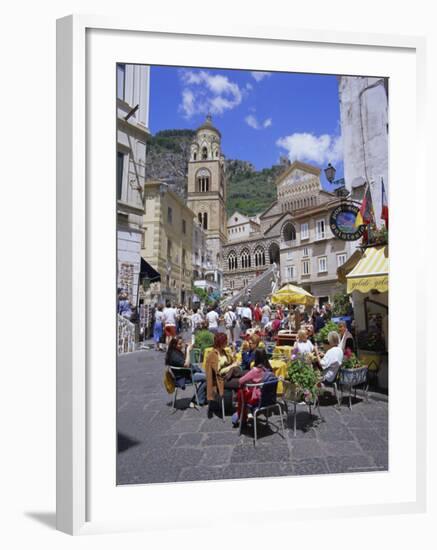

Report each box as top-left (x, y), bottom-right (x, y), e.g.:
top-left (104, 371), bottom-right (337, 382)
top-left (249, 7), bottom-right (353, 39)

top-left (206, 306), bottom-right (220, 334)
top-left (261, 302), bottom-right (271, 327)
top-left (315, 331), bottom-right (343, 383)
top-left (163, 301), bottom-right (178, 344)
top-left (240, 302), bottom-right (252, 334)
top-left (224, 306), bottom-right (237, 343)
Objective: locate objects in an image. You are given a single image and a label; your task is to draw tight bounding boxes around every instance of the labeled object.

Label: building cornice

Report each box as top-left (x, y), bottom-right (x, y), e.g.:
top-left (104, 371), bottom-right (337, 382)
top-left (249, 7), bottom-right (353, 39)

top-left (274, 160), bottom-right (321, 186)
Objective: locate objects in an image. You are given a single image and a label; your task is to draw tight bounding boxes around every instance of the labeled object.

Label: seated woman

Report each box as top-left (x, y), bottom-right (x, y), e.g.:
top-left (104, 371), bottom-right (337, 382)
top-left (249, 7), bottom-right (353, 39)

top-left (165, 337), bottom-right (207, 406)
top-left (338, 321), bottom-right (355, 354)
top-left (293, 328), bottom-right (314, 356)
top-left (241, 334), bottom-right (261, 371)
top-left (231, 349), bottom-right (274, 427)
top-left (204, 333), bottom-right (243, 410)
top-left (314, 331), bottom-right (343, 383)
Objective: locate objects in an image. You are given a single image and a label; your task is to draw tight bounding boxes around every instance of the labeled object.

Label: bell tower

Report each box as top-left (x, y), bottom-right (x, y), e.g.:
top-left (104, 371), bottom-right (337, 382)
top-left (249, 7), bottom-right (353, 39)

top-left (187, 115), bottom-right (227, 270)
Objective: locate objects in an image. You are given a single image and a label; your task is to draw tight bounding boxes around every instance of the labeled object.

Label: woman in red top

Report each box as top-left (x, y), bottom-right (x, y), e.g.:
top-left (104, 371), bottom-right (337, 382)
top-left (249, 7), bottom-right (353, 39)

top-left (253, 303), bottom-right (262, 327)
top-left (231, 349), bottom-right (271, 427)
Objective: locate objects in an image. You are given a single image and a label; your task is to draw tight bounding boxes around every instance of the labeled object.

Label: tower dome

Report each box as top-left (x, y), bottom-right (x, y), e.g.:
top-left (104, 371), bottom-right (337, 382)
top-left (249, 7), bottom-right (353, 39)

top-left (195, 114), bottom-right (221, 138)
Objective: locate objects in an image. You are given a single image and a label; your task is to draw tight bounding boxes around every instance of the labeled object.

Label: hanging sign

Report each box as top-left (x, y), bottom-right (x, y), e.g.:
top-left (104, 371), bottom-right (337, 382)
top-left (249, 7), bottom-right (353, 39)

top-left (330, 203), bottom-right (366, 241)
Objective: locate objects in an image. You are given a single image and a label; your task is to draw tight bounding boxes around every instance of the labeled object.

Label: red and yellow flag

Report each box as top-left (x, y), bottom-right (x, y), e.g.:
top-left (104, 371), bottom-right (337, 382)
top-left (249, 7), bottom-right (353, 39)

top-left (355, 184), bottom-right (374, 227)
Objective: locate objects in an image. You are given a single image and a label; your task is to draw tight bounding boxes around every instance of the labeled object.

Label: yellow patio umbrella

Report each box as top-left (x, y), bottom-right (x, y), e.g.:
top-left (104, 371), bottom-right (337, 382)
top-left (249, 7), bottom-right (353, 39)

top-left (271, 283), bottom-right (316, 308)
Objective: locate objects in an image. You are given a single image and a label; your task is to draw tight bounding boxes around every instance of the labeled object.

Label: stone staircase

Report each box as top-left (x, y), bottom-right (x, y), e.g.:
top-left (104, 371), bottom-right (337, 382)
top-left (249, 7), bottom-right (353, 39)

top-left (222, 264), bottom-right (278, 308)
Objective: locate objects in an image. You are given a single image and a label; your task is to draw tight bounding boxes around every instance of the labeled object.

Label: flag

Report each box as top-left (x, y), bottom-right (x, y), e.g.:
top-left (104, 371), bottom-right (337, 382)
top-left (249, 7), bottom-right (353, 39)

top-left (355, 184), bottom-right (374, 227)
top-left (381, 178), bottom-right (389, 229)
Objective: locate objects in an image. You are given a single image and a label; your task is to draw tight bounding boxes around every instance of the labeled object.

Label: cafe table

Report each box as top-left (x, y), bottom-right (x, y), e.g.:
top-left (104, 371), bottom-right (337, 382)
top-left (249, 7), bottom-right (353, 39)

top-left (272, 345), bottom-right (293, 360)
top-left (268, 359), bottom-right (287, 394)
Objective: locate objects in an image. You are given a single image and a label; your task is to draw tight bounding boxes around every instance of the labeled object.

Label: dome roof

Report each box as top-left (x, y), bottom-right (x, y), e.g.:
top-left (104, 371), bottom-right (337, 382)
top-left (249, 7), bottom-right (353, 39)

top-left (196, 115), bottom-right (221, 137)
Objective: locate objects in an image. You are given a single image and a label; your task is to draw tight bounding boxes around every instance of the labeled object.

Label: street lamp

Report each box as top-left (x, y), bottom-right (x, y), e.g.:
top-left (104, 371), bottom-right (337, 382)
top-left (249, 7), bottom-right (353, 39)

top-left (324, 163), bottom-right (336, 183)
top-left (324, 162), bottom-right (349, 199)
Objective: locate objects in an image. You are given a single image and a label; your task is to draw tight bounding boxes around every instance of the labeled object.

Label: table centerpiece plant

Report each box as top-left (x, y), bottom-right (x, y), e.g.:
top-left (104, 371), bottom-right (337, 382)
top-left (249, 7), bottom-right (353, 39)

top-left (285, 352), bottom-right (321, 403)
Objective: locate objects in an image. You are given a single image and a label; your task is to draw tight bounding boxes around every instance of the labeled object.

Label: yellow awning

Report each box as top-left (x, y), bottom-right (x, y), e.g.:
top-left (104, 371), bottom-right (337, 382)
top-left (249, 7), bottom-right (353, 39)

top-left (346, 245), bottom-right (389, 293)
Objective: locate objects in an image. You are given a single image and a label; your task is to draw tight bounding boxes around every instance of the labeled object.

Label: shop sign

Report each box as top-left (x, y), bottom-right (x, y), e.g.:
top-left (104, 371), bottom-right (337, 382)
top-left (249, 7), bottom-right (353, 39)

top-left (330, 203), bottom-right (366, 241)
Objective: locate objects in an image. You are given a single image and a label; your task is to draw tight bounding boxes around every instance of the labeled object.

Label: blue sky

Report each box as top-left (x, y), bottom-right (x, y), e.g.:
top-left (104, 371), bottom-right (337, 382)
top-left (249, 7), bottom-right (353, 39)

top-left (149, 66), bottom-right (344, 189)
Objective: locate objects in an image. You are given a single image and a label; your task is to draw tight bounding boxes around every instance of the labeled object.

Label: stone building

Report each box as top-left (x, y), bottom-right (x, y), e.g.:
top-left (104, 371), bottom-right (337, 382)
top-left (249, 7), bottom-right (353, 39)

top-left (117, 63), bottom-right (150, 305)
top-left (141, 181), bottom-right (195, 306)
top-left (192, 221), bottom-right (221, 296)
top-left (223, 161), bottom-right (349, 305)
top-left (186, 115), bottom-right (227, 290)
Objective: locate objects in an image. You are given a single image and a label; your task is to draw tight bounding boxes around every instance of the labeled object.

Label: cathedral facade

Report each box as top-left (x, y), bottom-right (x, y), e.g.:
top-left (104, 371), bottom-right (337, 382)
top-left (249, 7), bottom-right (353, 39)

top-left (222, 161), bottom-right (349, 306)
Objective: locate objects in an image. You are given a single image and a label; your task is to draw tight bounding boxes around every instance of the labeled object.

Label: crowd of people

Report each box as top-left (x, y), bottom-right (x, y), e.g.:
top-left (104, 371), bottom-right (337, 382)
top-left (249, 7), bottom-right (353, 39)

top-left (157, 298), bottom-right (357, 428)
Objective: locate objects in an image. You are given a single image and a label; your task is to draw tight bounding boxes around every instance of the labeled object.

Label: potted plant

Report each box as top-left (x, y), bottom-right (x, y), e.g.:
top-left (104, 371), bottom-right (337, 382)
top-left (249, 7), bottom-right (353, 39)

top-left (285, 353), bottom-right (321, 403)
top-left (340, 349), bottom-right (368, 386)
top-left (194, 329), bottom-right (214, 356)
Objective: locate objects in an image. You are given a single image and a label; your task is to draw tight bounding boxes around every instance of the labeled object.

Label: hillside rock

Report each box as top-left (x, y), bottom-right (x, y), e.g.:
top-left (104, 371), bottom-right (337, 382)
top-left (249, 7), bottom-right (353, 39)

top-left (144, 129), bottom-right (289, 216)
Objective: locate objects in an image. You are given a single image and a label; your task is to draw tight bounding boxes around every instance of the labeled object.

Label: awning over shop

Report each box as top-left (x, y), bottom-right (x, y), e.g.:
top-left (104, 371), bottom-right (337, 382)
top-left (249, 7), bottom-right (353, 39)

top-left (346, 245), bottom-right (388, 293)
top-left (140, 258), bottom-right (161, 282)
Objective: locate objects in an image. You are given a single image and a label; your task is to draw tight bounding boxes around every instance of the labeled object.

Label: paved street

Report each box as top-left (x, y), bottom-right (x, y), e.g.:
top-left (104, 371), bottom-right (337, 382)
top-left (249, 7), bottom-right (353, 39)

top-left (117, 347), bottom-right (388, 485)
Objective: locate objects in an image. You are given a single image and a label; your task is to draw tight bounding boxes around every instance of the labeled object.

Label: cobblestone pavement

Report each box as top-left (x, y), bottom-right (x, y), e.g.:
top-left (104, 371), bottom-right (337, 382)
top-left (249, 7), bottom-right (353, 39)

top-left (117, 347), bottom-right (388, 485)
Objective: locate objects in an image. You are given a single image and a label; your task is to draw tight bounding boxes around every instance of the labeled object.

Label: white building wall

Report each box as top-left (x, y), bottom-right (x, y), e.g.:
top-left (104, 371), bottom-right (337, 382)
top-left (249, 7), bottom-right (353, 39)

top-left (117, 64), bottom-right (150, 306)
top-left (339, 76), bottom-right (388, 229)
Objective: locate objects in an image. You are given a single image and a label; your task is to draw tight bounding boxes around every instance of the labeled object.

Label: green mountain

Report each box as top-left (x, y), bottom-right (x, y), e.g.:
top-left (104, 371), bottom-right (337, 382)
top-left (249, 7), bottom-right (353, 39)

top-left (145, 129), bottom-right (289, 216)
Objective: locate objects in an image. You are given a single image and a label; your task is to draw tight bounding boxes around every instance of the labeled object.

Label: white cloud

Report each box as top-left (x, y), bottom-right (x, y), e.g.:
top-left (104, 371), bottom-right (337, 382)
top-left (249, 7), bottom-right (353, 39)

top-left (245, 114), bottom-right (259, 129)
top-left (181, 89), bottom-right (196, 118)
top-left (244, 114), bottom-right (273, 130)
top-left (179, 70), bottom-right (243, 118)
top-left (251, 71), bottom-right (271, 82)
top-left (276, 132), bottom-right (343, 165)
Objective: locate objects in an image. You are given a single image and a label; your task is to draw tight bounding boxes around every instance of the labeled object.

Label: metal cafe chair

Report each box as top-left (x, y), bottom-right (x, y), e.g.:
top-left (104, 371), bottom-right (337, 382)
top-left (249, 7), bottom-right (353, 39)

top-left (320, 361), bottom-right (341, 408)
top-left (167, 365), bottom-right (200, 412)
top-left (239, 379), bottom-right (285, 446)
top-left (189, 348), bottom-right (202, 369)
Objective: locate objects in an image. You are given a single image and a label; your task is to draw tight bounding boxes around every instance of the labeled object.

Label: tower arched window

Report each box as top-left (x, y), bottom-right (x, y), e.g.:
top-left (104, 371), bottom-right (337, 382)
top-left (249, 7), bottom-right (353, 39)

top-left (193, 152), bottom-right (197, 161)
top-left (196, 168), bottom-right (211, 193)
top-left (203, 212), bottom-right (208, 230)
top-left (241, 248), bottom-right (251, 269)
top-left (228, 250), bottom-right (237, 270)
top-left (282, 221), bottom-right (296, 243)
top-left (254, 246), bottom-right (266, 267)
top-left (202, 146), bottom-right (208, 159)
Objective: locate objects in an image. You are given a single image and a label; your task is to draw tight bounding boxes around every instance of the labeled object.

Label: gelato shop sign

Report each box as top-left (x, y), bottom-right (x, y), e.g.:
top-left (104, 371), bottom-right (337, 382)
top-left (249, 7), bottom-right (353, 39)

top-left (330, 204), bottom-right (366, 241)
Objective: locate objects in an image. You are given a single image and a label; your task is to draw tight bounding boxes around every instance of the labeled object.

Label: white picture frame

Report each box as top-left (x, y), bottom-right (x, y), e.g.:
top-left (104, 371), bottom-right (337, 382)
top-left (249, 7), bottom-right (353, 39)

top-left (56, 14), bottom-right (427, 535)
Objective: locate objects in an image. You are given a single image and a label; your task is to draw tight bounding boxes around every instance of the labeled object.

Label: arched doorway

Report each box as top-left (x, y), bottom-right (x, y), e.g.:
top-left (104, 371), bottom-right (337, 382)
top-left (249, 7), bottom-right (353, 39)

top-left (269, 242), bottom-right (280, 265)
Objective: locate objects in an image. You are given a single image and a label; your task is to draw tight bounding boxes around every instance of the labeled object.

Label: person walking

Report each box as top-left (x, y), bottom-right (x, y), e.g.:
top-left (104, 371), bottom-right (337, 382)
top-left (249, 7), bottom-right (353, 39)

top-left (240, 302), bottom-right (253, 334)
top-left (253, 303), bottom-right (262, 328)
top-left (153, 304), bottom-right (164, 351)
top-left (224, 306), bottom-right (237, 344)
top-left (163, 301), bottom-right (178, 346)
top-left (261, 302), bottom-right (271, 328)
top-left (206, 305), bottom-right (220, 334)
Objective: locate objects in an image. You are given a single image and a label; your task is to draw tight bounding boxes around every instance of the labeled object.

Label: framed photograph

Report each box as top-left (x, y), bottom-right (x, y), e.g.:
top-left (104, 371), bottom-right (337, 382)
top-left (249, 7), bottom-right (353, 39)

top-left (57, 15), bottom-right (427, 535)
